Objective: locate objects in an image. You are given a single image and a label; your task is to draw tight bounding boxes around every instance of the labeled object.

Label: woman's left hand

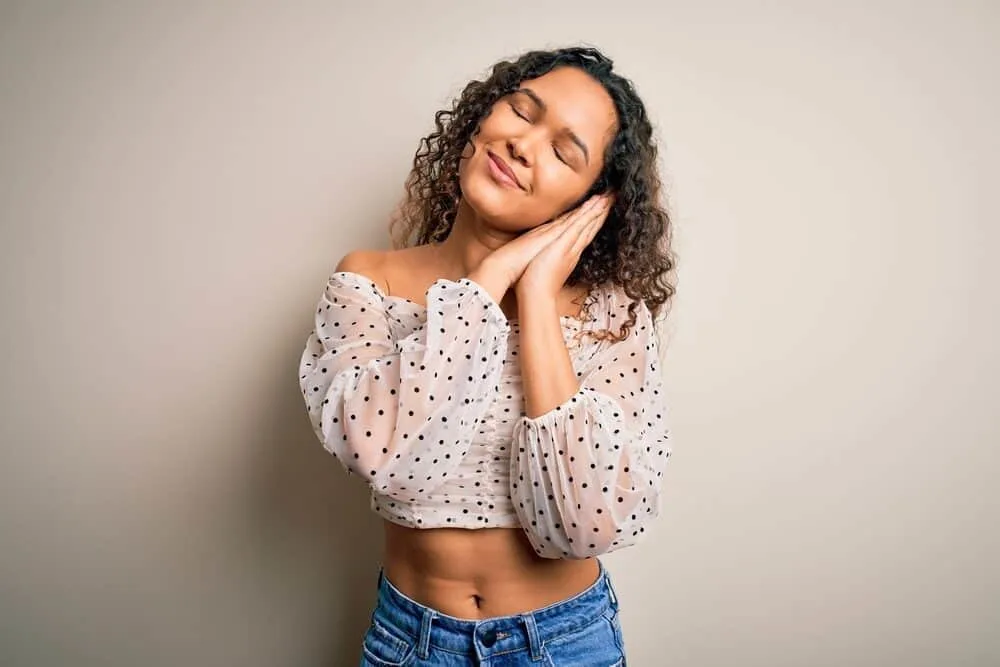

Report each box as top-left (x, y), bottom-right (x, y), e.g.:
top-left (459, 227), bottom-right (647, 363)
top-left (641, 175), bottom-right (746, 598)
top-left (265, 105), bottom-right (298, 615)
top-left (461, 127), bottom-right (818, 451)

top-left (515, 193), bottom-right (613, 299)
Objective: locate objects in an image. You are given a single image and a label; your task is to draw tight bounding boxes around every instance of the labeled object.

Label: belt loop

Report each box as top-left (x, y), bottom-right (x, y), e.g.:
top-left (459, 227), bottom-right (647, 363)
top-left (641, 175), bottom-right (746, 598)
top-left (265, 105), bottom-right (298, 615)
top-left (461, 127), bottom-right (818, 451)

top-left (604, 565), bottom-right (619, 608)
top-left (521, 613), bottom-right (543, 662)
top-left (417, 607), bottom-right (436, 659)
top-left (372, 569), bottom-right (385, 622)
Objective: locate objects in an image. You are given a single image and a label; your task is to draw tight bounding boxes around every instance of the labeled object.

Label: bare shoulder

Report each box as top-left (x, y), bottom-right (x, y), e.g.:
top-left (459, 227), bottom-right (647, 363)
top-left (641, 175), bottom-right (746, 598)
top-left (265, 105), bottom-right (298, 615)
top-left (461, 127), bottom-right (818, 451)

top-left (379, 245), bottom-right (441, 300)
top-left (335, 249), bottom-right (390, 294)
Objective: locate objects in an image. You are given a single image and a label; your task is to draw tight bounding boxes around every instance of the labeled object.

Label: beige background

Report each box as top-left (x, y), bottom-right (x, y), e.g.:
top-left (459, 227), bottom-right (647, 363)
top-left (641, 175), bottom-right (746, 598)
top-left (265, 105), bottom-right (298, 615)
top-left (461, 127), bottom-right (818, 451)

top-left (1, 1), bottom-right (997, 665)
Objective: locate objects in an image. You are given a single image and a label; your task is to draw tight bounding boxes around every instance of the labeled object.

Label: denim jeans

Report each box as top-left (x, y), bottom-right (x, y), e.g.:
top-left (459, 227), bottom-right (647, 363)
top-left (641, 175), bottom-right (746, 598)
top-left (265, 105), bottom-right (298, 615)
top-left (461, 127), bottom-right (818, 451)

top-left (359, 560), bottom-right (627, 666)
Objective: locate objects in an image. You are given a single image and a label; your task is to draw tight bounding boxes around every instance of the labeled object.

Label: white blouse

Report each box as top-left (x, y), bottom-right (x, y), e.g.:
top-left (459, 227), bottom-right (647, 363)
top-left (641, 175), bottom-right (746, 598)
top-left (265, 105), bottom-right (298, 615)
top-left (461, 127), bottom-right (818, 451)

top-left (298, 271), bottom-right (672, 559)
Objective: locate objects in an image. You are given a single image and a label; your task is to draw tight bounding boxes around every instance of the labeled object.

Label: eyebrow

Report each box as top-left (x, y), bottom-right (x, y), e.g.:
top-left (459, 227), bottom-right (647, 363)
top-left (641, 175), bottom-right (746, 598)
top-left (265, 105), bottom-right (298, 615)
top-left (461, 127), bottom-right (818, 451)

top-left (515, 87), bottom-right (591, 165)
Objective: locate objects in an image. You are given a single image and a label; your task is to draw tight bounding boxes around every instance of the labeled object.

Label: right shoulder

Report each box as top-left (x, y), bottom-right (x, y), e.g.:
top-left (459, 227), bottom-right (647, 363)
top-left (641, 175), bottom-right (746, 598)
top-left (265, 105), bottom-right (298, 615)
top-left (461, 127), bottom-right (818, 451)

top-left (334, 249), bottom-right (390, 295)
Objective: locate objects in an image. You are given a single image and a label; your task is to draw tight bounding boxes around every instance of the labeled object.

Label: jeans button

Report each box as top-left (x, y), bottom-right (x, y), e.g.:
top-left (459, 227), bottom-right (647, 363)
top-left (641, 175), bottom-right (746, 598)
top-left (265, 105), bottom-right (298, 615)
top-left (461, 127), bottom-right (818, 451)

top-left (481, 628), bottom-right (497, 647)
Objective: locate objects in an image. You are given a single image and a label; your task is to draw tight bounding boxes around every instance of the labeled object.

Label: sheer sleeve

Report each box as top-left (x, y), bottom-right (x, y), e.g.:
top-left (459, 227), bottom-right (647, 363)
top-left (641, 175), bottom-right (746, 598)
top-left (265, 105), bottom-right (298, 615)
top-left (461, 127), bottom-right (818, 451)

top-left (510, 298), bottom-right (672, 559)
top-left (299, 271), bottom-right (510, 502)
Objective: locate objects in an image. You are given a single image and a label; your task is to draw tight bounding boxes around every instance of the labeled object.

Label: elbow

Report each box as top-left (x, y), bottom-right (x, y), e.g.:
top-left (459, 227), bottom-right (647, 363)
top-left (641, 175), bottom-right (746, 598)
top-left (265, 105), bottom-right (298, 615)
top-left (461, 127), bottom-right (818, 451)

top-left (317, 429), bottom-right (385, 482)
top-left (564, 520), bottom-right (652, 558)
top-left (315, 414), bottom-right (407, 494)
top-left (367, 460), bottom-right (411, 499)
top-left (519, 509), bottom-right (623, 560)
top-left (562, 488), bottom-right (659, 557)
top-left (343, 444), bottom-right (408, 497)
top-left (562, 519), bottom-right (621, 559)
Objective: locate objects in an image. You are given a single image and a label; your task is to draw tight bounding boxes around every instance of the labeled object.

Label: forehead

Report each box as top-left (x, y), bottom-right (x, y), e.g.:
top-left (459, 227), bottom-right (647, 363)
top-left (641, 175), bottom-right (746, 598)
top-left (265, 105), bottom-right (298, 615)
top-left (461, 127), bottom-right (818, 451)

top-left (518, 67), bottom-right (618, 149)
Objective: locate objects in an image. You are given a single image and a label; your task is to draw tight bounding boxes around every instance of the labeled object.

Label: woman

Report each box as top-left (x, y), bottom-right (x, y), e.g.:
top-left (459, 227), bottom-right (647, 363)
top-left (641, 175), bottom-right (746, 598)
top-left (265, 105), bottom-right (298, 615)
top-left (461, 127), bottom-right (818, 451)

top-left (300, 45), bottom-right (674, 666)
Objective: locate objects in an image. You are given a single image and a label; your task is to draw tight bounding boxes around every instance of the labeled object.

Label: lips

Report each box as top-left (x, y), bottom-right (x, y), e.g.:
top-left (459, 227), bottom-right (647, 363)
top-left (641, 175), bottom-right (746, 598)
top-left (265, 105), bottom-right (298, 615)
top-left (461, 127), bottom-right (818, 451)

top-left (487, 151), bottom-right (523, 189)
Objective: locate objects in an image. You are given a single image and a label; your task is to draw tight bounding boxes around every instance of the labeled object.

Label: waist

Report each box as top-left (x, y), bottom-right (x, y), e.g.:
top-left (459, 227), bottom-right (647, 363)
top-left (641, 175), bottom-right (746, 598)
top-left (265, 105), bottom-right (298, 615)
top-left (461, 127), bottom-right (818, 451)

top-left (382, 520), bottom-right (601, 618)
top-left (372, 557), bottom-right (618, 657)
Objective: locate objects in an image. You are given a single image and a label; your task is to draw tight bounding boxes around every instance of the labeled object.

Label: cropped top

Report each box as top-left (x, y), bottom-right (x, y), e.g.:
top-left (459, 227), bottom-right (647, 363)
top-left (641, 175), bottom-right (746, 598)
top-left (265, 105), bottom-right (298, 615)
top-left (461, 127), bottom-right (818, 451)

top-left (298, 271), bottom-right (672, 559)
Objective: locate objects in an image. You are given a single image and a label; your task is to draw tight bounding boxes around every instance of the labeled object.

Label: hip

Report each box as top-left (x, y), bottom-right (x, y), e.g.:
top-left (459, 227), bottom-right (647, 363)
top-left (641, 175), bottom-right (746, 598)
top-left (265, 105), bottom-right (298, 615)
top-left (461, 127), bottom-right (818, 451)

top-left (360, 558), bottom-right (627, 666)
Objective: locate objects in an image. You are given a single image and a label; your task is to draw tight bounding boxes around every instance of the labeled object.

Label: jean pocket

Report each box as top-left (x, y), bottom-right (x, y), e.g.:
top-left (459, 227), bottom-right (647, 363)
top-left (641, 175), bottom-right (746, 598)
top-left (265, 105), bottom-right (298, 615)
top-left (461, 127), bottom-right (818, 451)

top-left (361, 619), bottom-right (415, 667)
top-left (542, 612), bottom-right (624, 666)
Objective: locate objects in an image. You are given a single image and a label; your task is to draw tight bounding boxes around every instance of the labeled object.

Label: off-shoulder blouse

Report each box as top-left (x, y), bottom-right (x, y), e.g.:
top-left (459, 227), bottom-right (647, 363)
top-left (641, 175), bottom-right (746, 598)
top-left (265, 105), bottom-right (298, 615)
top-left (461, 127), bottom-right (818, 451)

top-left (298, 271), bottom-right (672, 559)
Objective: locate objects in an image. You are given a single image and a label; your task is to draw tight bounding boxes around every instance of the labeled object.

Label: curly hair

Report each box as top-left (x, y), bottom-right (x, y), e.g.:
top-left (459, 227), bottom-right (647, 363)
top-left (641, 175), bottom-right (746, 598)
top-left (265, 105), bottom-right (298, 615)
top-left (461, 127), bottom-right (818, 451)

top-left (389, 46), bottom-right (676, 343)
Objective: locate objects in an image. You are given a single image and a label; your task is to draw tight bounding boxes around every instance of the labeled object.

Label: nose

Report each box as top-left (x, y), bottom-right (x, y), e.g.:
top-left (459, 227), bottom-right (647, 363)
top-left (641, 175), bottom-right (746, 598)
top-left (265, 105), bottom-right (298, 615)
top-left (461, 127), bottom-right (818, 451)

top-left (507, 138), bottom-right (528, 167)
top-left (507, 129), bottom-right (540, 167)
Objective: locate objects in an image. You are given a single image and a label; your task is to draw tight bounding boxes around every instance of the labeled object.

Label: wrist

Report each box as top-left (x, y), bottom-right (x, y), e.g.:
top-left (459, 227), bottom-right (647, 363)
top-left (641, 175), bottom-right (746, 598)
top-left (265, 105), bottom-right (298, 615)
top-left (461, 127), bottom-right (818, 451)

top-left (466, 261), bottom-right (512, 306)
top-left (515, 291), bottom-right (560, 320)
top-left (514, 276), bottom-right (558, 301)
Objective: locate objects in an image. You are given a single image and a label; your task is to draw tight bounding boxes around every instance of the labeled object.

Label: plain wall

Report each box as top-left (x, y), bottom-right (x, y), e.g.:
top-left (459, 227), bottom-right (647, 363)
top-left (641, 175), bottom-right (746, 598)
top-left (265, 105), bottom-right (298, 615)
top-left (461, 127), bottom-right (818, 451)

top-left (1, 1), bottom-right (997, 665)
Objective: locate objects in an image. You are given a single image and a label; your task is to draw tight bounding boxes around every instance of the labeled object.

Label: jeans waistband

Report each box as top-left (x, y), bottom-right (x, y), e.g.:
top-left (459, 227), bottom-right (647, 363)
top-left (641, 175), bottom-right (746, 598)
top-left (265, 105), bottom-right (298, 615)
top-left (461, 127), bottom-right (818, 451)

top-left (373, 559), bottom-right (619, 661)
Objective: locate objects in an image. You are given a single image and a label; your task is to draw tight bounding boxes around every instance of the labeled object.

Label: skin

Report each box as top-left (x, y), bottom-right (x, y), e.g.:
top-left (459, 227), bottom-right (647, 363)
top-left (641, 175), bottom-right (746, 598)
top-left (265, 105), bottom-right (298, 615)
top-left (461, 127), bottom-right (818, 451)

top-left (338, 66), bottom-right (619, 619)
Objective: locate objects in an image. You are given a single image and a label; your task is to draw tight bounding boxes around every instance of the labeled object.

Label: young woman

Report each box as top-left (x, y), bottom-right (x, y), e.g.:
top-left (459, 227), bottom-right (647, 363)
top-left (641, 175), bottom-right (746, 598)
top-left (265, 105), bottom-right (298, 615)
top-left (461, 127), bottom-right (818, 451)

top-left (299, 45), bottom-right (674, 666)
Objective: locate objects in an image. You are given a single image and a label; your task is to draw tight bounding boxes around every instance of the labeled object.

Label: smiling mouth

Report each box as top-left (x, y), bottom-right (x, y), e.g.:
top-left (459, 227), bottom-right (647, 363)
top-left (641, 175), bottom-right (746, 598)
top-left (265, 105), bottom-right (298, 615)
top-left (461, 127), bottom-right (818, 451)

top-left (486, 151), bottom-right (523, 189)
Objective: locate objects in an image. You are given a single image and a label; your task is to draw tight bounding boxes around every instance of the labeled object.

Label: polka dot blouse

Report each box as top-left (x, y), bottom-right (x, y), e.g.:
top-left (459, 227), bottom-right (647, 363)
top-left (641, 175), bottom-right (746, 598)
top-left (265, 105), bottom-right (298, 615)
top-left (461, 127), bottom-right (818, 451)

top-left (298, 271), bottom-right (672, 559)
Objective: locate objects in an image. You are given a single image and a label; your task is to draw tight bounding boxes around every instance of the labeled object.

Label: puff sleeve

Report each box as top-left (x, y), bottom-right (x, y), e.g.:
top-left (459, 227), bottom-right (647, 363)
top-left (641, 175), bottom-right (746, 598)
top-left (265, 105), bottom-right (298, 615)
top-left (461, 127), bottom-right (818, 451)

top-left (299, 272), bottom-right (510, 502)
top-left (510, 299), bottom-right (672, 559)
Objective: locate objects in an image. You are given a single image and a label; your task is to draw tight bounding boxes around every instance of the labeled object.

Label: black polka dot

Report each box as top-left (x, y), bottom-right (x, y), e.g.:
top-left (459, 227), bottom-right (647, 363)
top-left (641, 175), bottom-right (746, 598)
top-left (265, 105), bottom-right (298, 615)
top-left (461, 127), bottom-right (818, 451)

top-left (298, 271), bottom-right (671, 558)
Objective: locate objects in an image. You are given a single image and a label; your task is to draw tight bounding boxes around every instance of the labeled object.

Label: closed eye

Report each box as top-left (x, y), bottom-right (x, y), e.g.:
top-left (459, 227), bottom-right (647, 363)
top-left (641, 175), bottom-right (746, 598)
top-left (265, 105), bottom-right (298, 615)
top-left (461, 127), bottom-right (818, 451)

top-left (509, 101), bottom-right (572, 167)
top-left (509, 102), bottom-right (529, 121)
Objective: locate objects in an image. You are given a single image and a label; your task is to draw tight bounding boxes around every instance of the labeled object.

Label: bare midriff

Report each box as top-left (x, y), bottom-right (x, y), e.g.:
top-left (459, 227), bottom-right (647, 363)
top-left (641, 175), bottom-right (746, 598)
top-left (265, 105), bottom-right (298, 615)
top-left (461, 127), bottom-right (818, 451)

top-left (382, 520), bottom-right (601, 620)
top-left (375, 247), bottom-right (601, 620)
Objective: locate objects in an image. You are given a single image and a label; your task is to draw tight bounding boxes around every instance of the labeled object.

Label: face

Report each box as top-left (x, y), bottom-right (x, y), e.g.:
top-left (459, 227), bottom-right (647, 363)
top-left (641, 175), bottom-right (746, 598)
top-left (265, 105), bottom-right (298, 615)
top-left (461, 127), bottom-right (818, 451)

top-left (457, 66), bottom-right (618, 231)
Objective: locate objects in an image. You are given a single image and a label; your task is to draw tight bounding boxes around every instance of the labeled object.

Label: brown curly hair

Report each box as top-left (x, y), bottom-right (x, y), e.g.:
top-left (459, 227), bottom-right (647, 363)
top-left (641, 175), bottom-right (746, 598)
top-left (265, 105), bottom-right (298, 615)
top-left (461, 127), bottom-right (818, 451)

top-left (389, 46), bottom-right (676, 343)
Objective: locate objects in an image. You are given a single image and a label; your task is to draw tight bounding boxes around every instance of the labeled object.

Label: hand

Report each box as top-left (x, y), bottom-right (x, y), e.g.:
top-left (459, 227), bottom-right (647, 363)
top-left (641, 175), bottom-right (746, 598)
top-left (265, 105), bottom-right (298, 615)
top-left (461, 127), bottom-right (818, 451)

top-left (515, 194), bottom-right (613, 299)
top-left (480, 194), bottom-right (612, 288)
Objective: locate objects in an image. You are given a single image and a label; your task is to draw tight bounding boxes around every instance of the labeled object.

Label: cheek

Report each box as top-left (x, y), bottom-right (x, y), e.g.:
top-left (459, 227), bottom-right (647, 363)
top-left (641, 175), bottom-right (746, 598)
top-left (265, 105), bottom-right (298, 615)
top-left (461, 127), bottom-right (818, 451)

top-left (474, 107), bottom-right (509, 140)
top-left (534, 164), bottom-right (590, 213)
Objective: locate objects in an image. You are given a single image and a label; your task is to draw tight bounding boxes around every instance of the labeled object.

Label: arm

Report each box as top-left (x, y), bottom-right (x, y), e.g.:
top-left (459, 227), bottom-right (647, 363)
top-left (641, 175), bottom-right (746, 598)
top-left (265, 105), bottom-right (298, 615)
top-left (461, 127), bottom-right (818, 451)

top-left (298, 252), bottom-right (511, 502)
top-left (510, 294), bottom-right (672, 559)
top-left (517, 293), bottom-right (580, 419)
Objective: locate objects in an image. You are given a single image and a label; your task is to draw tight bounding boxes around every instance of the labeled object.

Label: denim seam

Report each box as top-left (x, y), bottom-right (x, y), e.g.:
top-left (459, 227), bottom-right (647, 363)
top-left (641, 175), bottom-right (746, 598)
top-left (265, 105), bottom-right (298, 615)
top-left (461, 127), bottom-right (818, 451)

top-left (603, 608), bottom-right (625, 657)
top-left (361, 622), bottom-right (414, 667)
top-left (538, 604), bottom-right (615, 645)
top-left (360, 646), bottom-right (410, 667)
top-left (372, 616), bottom-right (418, 645)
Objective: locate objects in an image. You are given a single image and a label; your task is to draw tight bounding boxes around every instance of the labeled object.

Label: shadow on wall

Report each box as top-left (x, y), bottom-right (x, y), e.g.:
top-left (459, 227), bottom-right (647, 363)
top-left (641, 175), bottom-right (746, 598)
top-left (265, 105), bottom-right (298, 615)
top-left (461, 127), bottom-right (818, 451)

top-left (245, 337), bottom-right (382, 665)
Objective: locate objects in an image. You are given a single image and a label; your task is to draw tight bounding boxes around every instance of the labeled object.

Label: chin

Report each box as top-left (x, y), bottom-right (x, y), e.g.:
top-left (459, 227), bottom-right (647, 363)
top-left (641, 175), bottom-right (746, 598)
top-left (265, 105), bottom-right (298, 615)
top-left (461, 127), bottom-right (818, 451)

top-left (459, 168), bottom-right (522, 227)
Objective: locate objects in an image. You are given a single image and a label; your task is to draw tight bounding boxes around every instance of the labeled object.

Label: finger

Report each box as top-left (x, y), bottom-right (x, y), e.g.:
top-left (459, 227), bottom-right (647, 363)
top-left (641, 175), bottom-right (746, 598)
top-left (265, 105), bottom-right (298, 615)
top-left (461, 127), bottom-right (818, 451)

top-left (569, 195), bottom-right (609, 229)
top-left (570, 197), bottom-right (610, 235)
top-left (553, 199), bottom-right (606, 252)
top-left (547, 199), bottom-right (599, 247)
top-left (533, 195), bottom-right (605, 251)
top-left (588, 197), bottom-right (612, 221)
top-left (559, 195), bottom-right (602, 225)
top-left (521, 216), bottom-right (570, 240)
top-left (579, 195), bottom-right (610, 218)
top-left (530, 204), bottom-right (587, 241)
top-left (569, 219), bottom-right (599, 256)
top-left (570, 206), bottom-right (609, 255)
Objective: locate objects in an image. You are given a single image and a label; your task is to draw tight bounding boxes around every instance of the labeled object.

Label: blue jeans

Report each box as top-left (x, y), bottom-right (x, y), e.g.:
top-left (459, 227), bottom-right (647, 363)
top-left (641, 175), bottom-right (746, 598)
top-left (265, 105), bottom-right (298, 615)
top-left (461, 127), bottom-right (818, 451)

top-left (360, 560), bottom-right (627, 666)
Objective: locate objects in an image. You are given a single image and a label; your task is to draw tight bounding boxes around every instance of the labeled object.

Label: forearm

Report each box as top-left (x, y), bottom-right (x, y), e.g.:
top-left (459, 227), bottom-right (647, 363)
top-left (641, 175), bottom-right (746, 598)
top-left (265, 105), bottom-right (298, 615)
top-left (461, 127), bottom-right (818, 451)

top-left (516, 292), bottom-right (580, 418)
top-left (466, 261), bottom-right (512, 308)
top-left (302, 272), bottom-right (511, 500)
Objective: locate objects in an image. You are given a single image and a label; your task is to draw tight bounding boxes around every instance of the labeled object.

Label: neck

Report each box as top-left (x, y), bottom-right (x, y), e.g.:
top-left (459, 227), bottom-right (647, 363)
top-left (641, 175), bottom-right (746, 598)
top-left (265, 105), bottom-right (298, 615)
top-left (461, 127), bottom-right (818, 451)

top-left (433, 199), bottom-right (518, 277)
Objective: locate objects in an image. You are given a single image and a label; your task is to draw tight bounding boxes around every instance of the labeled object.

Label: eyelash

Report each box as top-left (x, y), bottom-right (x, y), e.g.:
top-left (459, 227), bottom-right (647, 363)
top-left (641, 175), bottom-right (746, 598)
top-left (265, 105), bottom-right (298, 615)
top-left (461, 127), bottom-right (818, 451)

top-left (510, 103), bottom-right (528, 121)
top-left (509, 102), bottom-right (570, 166)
